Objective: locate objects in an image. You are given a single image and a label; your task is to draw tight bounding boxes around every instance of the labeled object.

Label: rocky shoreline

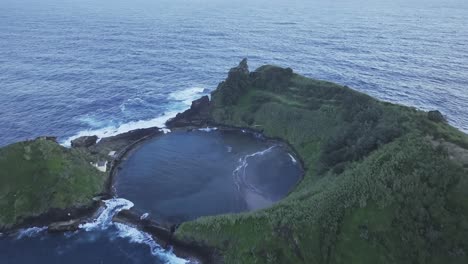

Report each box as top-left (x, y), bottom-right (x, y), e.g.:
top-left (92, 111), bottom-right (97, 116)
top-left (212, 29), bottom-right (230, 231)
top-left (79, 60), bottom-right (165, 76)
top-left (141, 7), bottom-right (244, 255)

top-left (1, 81), bottom-right (307, 263)
top-left (0, 110), bottom-right (221, 262)
top-left (1, 60), bottom-right (310, 264)
top-left (3, 59), bottom-right (468, 263)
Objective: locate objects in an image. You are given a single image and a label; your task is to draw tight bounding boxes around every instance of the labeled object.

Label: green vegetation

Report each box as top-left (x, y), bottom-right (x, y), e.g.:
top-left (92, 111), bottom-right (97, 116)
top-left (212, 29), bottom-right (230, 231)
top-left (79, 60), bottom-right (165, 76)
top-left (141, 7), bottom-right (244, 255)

top-left (0, 138), bottom-right (106, 229)
top-left (177, 62), bottom-right (468, 263)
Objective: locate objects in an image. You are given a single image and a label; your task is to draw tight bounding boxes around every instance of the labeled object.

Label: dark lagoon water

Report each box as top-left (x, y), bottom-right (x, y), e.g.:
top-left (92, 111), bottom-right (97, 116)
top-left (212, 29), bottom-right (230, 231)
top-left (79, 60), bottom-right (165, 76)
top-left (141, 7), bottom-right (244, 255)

top-left (115, 129), bottom-right (302, 223)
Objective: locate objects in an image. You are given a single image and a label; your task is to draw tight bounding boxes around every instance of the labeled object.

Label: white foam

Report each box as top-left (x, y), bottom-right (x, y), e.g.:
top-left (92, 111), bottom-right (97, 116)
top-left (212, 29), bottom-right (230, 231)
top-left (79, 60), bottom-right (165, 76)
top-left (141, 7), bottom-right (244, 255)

top-left (79, 198), bottom-right (134, 231)
top-left (75, 198), bottom-right (190, 263)
top-left (16, 226), bottom-right (47, 239)
top-left (77, 115), bottom-right (109, 128)
top-left (198, 127), bottom-right (218, 132)
top-left (140, 213), bottom-right (149, 220)
top-left (169, 87), bottom-right (206, 106)
top-left (160, 128), bottom-right (171, 134)
top-left (114, 223), bottom-right (190, 264)
top-left (61, 111), bottom-right (180, 147)
top-left (62, 86), bottom-right (210, 147)
top-left (12, 198), bottom-right (190, 263)
top-left (233, 146), bottom-right (276, 192)
top-left (288, 153), bottom-right (298, 164)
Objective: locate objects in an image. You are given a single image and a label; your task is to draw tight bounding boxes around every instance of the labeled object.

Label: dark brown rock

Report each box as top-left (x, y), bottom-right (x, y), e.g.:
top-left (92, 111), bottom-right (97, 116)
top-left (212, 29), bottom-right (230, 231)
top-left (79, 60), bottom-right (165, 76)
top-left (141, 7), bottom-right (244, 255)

top-left (113, 209), bottom-right (221, 264)
top-left (71, 135), bottom-right (98, 148)
top-left (211, 59), bottom-right (252, 105)
top-left (166, 95), bottom-right (212, 128)
top-left (48, 219), bottom-right (81, 233)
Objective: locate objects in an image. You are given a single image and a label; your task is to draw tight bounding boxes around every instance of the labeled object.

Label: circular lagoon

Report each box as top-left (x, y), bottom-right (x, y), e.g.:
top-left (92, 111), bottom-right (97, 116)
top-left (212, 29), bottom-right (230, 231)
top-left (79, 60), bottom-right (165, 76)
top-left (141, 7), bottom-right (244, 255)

top-left (115, 129), bottom-right (302, 223)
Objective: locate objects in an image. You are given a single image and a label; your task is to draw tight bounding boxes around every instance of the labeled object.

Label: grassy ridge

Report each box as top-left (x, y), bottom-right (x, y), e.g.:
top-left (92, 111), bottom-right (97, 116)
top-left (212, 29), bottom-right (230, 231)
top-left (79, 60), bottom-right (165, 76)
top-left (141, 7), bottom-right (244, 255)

top-left (0, 138), bottom-right (106, 229)
top-left (176, 63), bottom-right (468, 263)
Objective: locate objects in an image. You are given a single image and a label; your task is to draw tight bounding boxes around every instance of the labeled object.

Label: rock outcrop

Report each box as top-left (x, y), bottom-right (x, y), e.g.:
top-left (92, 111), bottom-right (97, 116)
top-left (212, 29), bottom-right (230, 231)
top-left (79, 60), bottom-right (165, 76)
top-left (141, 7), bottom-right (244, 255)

top-left (211, 58), bottom-right (251, 106)
top-left (166, 95), bottom-right (212, 128)
top-left (48, 219), bottom-right (81, 233)
top-left (71, 135), bottom-right (98, 148)
top-left (428, 110), bottom-right (447, 123)
top-left (113, 209), bottom-right (221, 264)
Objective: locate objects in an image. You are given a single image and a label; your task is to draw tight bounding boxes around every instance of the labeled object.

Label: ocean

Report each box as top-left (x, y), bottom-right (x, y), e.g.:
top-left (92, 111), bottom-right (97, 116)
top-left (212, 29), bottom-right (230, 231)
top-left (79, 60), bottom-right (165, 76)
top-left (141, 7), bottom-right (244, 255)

top-left (1, 0), bottom-right (467, 147)
top-left (1, 0), bottom-right (467, 262)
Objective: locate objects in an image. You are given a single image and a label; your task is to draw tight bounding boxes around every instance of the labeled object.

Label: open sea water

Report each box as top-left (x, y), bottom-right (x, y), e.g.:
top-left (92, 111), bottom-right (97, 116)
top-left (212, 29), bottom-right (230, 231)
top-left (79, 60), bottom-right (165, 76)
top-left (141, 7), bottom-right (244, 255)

top-left (1, 0), bottom-right (467, 147)
top-left (1, 0), bottom-right (467, 262)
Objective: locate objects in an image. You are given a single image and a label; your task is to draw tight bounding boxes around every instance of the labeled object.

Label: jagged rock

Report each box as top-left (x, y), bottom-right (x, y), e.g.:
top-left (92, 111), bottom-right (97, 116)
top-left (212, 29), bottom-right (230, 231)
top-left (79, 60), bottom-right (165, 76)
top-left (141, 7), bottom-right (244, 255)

top-left (428, 110), bottom-right (447, 123)
top-left (228, 58), bottom-right (249, 77)
top-left (211, 58), bottom-right (252, 105)
top-left (71, 135), bottom-right (98, 148)
top-left (166, 95), bottom-right (212, 128)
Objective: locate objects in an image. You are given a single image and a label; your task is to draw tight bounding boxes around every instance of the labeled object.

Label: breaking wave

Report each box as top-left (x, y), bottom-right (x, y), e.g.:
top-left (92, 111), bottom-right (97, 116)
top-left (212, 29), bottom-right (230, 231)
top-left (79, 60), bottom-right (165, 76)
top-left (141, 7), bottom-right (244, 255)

top-left (78, 198), bottom-right (190, 263)
top-left (168, 87), bottom-right (206, 106)
top-left (16, 226), bottom-right (48, 239)
top-left (79, 198), bottom-right (134, 231)
top-left (61, 86), bottom-right (210, 147)
top-left (198, 127), bottom-right (218, 132)
top-left (61, 111), bottom-right (180, 147)
top-left (119, 97), bottom-right (147, 114)
top-left (114, 223), bottom-right (190, 264)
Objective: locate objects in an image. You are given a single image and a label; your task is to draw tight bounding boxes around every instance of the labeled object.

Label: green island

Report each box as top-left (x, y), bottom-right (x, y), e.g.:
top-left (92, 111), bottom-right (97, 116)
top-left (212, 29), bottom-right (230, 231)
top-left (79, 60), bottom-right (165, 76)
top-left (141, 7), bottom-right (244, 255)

top-left (1, 59), bottom-right (468, 263)
top-left (174, 59), bottom-right (468, 263)
top-left (0, 137), bottom-right (106, 229)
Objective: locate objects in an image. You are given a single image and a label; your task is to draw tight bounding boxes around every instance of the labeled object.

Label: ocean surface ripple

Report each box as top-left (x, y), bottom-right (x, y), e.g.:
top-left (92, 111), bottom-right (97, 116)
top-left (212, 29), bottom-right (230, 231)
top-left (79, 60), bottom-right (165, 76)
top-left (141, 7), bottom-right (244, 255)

top-left (0, 0), bottom-right (467, 146)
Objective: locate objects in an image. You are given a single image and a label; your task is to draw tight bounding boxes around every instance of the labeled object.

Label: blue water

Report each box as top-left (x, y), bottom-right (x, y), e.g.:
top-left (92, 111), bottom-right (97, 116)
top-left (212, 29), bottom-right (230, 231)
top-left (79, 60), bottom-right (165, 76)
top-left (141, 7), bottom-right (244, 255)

top-left (1, 0), bottom-right (467, 262)
top-left (116, 130), bottom-right (302, 224)
top-left (1, 0), bottom-right (467, 147)
top-left (0, 198), bottom-right (191, 264)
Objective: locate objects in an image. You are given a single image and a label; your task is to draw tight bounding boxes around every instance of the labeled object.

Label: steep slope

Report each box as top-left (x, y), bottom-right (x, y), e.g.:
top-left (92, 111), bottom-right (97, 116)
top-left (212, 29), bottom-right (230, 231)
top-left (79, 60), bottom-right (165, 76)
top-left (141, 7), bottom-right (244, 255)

top-left (0, 138), bottom-right (106, 230)
top-left (175, 60), bottom-right (468, 263)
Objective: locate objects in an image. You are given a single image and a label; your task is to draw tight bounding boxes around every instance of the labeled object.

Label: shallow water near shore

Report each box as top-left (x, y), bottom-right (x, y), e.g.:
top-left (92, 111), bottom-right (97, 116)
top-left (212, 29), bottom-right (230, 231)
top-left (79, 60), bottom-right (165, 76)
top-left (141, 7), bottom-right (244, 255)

top-left (115, 129), bottom-right (302, 223)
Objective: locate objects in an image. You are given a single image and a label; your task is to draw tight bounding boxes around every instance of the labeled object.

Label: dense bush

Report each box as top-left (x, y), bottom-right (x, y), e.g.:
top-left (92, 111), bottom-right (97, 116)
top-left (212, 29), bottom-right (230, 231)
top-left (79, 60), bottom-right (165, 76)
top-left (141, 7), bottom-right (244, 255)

top-left (177, 63), bottom-right (468, 264)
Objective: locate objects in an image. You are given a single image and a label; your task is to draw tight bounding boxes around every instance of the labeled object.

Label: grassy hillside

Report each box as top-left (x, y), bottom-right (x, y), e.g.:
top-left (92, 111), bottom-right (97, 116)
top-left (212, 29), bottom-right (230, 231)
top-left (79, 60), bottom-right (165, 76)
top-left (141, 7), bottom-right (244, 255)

top-left (0, 138), bottom-right (106, 229)
top-left (176, 61), bottom-right (468, 263)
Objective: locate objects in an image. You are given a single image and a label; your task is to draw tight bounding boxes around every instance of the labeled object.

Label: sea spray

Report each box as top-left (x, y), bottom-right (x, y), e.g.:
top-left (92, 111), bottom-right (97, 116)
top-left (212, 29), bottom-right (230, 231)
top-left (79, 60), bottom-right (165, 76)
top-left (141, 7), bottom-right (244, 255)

top-left (198, 127), bottom-right (218, 132)
top-left (79, 198), bottom-right (134, 231)
top-left (114, 223), bottom-right (190, 264)
top-left (168, 87), bottom-right (206, 106)
top-left (62, 111), bottom-right (180, 147)
top-left (16, 226), bottom-right (48, 239)
top-left (78, 198), bottom-right (190, 263)
top-left (160, 128), bottom-right (171, 134)
top-left (140, 213), bottom-right (149, 220)
top-left (61, 86), bottom-right (209, 147)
